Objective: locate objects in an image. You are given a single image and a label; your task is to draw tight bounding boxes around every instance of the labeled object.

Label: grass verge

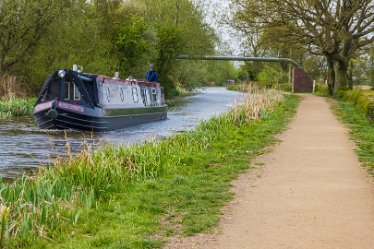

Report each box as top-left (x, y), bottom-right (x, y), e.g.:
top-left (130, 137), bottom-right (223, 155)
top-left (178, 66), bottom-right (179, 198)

top-left (0, 90), bottom-right (299, 248)
top-left (333, 101), bottom-right (374, 176)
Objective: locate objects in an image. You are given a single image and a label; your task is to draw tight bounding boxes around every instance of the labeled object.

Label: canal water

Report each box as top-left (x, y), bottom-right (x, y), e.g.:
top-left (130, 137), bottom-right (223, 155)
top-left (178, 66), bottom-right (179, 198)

top-left (0, 87), bottom-right (242, 178)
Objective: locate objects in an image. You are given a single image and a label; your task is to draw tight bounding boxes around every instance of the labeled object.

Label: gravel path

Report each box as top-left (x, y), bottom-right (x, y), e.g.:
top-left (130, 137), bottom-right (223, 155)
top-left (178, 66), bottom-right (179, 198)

top-left (166, 94), bottom-right (374, 249)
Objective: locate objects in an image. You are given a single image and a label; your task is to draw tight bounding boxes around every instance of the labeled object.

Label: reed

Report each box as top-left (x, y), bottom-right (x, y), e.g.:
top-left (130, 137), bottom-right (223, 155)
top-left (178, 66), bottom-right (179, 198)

top-left (0, 75), bottom-right (26, 100)
top-left (0, 75), bottom-right (34, 117)
top-left (0, 88), bottom-right (289, 248)
top-left (0, 98), bottom-right (35, 117)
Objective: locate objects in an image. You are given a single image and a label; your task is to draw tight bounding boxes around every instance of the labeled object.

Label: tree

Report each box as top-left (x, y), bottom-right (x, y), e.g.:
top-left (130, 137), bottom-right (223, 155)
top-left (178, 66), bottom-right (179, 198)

top-left (0, 0), bottom-right (64, 74)
top-left (231, 0), bottom-right (374, 95)
top-left (139, 0), bottom-right (217, 92)
top-left (116, 14), bottom-right (152, 76)
top-left (1, 0), bottom-right (220, 96)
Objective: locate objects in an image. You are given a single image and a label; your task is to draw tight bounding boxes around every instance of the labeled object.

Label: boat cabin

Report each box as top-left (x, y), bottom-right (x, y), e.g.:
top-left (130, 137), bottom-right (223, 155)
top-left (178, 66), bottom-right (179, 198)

top-left (36, 70), bottom-right (165, 110)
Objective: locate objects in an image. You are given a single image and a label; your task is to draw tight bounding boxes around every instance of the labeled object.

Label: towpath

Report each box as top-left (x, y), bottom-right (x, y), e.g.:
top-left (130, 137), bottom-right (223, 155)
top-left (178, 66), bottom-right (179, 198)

top-left (166, 94), bottom-right (374, 249)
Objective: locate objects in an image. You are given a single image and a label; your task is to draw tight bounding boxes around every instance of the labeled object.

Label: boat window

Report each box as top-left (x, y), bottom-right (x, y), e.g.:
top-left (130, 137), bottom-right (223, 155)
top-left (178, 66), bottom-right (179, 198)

top-left (120, 88), bottom-right (125, 102)
top-left (64, 81), bottom-right (72, 100)
top-left (141, 87), bottom-right (147, 105)
top-left (43, 79), bottom-right (60, 101)
top-left (74, 84), bottom-right (81, 100)
top-left (132, 87), bottom-right (139, 103)
top-left (152, 88), bottom-right (157, 105)
top-left (105, 87), bottom-right (111, 102)
top-left (64, 81), bottom-right (82, 101)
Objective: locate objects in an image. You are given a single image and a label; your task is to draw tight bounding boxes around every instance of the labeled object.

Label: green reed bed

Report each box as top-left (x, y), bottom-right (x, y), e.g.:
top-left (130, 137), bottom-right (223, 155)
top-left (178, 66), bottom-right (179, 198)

top-left (0, 89), bottom-right (299, 248)
top-left (0, 98), bottom-right (35, 117)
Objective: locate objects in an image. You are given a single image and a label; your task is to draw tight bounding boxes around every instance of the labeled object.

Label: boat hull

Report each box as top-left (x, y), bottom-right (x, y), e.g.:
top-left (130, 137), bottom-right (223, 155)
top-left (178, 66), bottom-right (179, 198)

top-left (34, 102), bottom-right (167, 132)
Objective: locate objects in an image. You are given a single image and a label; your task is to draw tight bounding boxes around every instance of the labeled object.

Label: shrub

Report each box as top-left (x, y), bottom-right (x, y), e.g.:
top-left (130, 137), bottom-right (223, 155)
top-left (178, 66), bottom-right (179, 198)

top-left (336, 89), bottom-right (374, 116)
top-left (314, 83), bottom-right (329, 97)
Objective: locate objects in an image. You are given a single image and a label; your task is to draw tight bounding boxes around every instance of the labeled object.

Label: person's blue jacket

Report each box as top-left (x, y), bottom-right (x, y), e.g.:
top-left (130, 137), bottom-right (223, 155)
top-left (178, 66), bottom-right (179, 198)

top-left (146, 70), bottom-right (159, 82)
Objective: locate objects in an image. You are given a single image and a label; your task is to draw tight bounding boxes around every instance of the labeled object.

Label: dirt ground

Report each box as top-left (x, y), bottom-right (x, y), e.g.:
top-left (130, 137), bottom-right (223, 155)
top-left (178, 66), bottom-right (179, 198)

top-left (166, 95), bottom-right (374, 249)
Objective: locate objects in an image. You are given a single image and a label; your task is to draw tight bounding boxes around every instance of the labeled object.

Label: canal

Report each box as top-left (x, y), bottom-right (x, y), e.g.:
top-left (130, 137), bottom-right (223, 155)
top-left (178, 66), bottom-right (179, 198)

top-left (0, 87), bottom-right (242, 178)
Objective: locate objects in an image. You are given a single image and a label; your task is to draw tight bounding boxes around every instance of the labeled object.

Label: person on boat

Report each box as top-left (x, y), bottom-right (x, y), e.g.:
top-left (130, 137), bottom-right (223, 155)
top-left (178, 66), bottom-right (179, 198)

top-left (145, 64), bottom-right (159, 82)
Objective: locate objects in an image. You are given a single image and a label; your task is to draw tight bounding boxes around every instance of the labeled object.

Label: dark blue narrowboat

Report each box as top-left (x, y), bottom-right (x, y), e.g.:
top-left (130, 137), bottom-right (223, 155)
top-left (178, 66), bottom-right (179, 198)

top-left (34, 69), bottom-right (167, 132)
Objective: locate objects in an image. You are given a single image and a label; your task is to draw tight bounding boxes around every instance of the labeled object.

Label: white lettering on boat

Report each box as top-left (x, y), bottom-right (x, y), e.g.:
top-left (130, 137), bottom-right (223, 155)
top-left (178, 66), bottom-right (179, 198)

top-left (58, 102), bottom-right (85, 113)
top-left (34, 101), bottom-right (52, 113)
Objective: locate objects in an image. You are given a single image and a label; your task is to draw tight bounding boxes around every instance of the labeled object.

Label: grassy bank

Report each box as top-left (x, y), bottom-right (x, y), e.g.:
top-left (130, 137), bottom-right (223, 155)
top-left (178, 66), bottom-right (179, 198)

top-left (0, 98), bottom-right (35, 117)
top-left (333, 101), bottom-right (374, 176)
top-left (0, 89), bottom-right (299, 248)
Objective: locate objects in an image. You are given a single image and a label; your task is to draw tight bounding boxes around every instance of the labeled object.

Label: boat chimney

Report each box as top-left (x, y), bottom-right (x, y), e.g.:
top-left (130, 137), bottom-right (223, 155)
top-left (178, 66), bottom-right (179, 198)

top-left (73, 64), bottom-right (78, 71)
top-left (114, 72), bottom-right (120, 79)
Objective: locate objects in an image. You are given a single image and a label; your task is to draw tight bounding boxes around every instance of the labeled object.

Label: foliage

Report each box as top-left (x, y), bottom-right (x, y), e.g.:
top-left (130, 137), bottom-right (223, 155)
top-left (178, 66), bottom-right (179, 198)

top-left (334, 101), bottom-right (374, 176)
top-left (336, 89), bottom-right (374, 116)
top-left (0, 0), bottom-right (64, 74)
top-left (116, 14), bottom-right (152, 77)
top-left (0, 0), bottom-right (226, 96)
top-left (204, 61), bottom-right (238, 86)
top-left (258, 65), bottom-right (288, 84)
top-left (314, 83), bottom-right (329, 97)
top-left (231, 0), bottom-right (374, 95)
top-left (348, 46), bottom-right (374, 86)
top-left (0, 90), bottom-right (298, 248)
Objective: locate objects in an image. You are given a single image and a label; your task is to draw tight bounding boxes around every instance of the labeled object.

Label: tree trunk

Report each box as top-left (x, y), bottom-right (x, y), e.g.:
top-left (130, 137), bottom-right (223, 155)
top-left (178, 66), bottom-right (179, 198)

top-left (327, 59), bottom-right (335, 96)
top-left (333, 60), bottom-right (349, 95)
top-left (348, 60), bottom-right (354, 90)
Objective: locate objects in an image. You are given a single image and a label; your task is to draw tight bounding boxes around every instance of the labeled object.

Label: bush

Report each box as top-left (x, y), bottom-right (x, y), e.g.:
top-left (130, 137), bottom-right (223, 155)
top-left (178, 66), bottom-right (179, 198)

top-left (278, 83), bottom-right (293, 92)
top-left (314, 83), bottom-right (329, 96)
top-left (336, 89), bottom-right (374, 116)
top-left (258, 65), bottom-right (288, 84)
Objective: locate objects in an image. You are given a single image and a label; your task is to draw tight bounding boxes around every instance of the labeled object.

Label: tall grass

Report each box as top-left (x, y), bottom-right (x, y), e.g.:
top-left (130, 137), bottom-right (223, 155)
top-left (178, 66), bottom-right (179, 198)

top-left (336, 89), bottom-right (374, 117)
top-left (227, 83), bottom-right (292, 93)
top-left (0, 75), bottom-right (34, 117)
top-left (0, 87), bottom-right (285, 248)
top-left (0, 98), bottom-right (35, 117)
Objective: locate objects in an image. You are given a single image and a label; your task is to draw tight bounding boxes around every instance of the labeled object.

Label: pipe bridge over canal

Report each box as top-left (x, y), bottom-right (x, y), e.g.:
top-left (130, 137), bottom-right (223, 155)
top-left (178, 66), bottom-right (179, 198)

top-left (177, 56), bottom-right (313, 92)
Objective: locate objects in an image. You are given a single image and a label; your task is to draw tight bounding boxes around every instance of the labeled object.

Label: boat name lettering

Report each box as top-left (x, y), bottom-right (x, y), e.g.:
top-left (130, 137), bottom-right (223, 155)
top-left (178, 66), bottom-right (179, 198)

top-left (34, 101), bottom-right (52, 113)
top-left (58, 102), bottom-right (85, 113)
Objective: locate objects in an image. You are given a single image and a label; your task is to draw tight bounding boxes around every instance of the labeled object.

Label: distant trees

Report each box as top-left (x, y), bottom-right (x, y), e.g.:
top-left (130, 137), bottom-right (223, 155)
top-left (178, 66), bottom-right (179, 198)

top-left (0, 0), bottom-right (63, 73)
top-left (231, 0), bottom-right (374, 95)
top-left (0, 0), bottom-right (235, 96)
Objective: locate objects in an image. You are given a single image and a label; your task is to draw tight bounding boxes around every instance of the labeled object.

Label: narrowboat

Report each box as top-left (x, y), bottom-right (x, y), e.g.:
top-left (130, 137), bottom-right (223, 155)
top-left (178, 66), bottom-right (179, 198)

top-left (34, 69), bottom-right (167, 132)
